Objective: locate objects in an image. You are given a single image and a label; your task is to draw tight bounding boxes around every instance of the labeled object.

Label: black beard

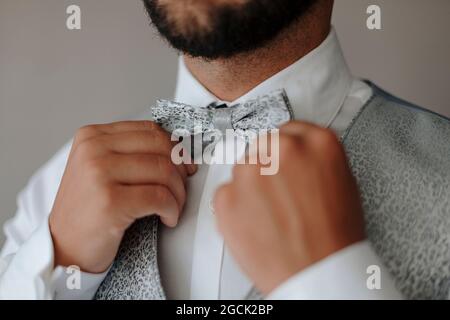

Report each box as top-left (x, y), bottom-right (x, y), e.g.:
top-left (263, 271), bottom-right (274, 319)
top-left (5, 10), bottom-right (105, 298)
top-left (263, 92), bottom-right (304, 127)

top-left (143, 0), bottom-right (315, 59)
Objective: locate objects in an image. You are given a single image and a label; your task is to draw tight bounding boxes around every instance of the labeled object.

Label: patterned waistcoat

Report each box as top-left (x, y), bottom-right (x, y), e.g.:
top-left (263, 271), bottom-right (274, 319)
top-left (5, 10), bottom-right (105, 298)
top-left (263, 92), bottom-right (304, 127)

top-left (95, 84), bottom-right (450, 300)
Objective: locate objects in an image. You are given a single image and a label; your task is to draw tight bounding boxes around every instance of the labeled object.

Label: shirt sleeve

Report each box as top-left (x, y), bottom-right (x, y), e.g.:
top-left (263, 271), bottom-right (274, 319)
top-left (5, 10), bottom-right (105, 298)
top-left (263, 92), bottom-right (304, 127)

top-left (266, 241), bottom-right (403, 300)
top-left (0, 142), bottom-right (107, 300)
top-left (0, 209), bottom-right (107, 300)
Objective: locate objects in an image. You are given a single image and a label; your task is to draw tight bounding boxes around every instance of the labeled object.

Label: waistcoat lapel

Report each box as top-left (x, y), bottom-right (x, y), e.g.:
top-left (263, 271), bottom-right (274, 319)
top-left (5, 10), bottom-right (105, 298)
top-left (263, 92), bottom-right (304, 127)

top-left (95, 216), bottom-right (166, 300)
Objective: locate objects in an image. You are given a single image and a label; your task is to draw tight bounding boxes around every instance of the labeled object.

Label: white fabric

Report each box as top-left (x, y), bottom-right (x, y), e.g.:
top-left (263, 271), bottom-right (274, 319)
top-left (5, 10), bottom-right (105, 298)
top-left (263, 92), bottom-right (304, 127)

top-left (267, 242), bottom-right (402, 300)
top-left (0, 28), bottom-right (402, 300)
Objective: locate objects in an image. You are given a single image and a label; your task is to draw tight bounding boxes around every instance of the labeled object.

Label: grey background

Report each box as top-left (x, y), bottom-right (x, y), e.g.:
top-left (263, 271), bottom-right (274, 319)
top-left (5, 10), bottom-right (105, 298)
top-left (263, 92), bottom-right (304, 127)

top-left (1, 0), bottom-right (449, 245)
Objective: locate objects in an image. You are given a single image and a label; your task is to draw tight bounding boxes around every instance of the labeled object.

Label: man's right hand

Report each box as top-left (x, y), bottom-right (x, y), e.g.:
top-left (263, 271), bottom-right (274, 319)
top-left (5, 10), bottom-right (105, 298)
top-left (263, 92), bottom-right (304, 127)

top-left (49, 121), bottom-right (196, 274)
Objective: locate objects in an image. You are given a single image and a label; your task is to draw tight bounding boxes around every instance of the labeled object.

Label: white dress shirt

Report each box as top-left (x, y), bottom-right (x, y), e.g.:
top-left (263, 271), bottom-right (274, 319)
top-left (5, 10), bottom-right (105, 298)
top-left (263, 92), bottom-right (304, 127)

top-left (0, 29), bottom-right (402, 300)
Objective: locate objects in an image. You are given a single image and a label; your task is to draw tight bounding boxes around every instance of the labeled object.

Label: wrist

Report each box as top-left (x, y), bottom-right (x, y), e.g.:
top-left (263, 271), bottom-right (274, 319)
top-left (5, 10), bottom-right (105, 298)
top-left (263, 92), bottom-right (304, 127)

top-left (49, 214), bottom-right (120, 274)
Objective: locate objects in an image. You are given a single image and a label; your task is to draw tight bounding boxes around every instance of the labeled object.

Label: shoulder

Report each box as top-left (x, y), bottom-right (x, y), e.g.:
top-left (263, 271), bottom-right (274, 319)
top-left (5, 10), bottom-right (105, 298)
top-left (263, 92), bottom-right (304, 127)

top-left (371, 83), bottom-right (449, 123)
top-left (343, 82), bottom-right (450, 172)
top-left (344, 82), bottom-right (450, 144)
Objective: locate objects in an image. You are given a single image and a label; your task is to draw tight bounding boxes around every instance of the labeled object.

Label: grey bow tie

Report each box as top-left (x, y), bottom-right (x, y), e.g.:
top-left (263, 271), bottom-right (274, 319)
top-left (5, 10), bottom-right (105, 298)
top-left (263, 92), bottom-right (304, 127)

top-left (151, 89), bottom-right (294, 141)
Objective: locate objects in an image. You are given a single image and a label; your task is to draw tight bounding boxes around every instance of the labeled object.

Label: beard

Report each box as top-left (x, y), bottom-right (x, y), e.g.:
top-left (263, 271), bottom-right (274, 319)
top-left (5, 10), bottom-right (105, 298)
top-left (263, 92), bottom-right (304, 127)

top-left (143, 0), bottom-right (315, 59)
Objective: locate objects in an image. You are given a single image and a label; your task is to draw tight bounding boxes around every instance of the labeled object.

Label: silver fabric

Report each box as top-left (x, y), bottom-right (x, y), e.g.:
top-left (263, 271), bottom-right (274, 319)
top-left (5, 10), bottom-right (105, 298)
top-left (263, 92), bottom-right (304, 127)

top-left (342, 85), bottom-right (450, 299)
top-left (150, 89), bottom-right (293, 142)
top-left (212, 108), bottom-right (234, 134)
top-left (95, 84), bottom-right (450, 300)
top-left (95, 217), bottom-right (165, 300)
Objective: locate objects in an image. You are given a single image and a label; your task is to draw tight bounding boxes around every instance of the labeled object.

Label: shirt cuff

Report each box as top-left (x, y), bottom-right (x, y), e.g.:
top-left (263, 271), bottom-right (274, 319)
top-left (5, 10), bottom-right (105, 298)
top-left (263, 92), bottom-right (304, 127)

top-left (266, 241), bottom-right (403, 300)
top-left (52, 265), bottom-right (108, 300)
top-left (0, 218), bottom-right (107, 300)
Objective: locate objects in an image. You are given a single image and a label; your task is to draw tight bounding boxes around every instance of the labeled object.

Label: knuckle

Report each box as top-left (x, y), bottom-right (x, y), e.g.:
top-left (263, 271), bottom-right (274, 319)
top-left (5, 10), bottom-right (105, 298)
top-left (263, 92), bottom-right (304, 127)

top-left (74, 140), bottom-right (98, 160)
top-left (136, 120), bottom-right (159, 131)
top-left (278, 135), bottom-right (304, 166)
top-left (311, 129), bottom-right (343, 156)
top-left (139, 129), bottom-right (172, 151)
top-left (313, 128), bottom-right (339, 147)
top-left (75, 125), bottom-right (98, 141)
top-left (84, 158), bottom-right (107, 179)
top-left (279, 134), bottom-right (300, 155)
top-left (280, 121), bottom-right (300, 132)
top-left (98, 186), bottom-right (117, 211)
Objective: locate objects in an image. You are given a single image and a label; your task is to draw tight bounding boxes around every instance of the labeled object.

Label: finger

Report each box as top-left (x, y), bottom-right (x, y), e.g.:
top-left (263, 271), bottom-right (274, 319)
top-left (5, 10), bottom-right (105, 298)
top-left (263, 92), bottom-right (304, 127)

top-left (105, 154), bottom-right (187, 209)
top-left (117, 184), bottom-right (181, 228)
top-left (279, 121), bottom-right (321, 138)
top-left (93, 121), bottom-right (163, 134)
top-left (281, 121), bottom-right (340, 156)
top-left (213, 183), bottom-right (235, 216)
top-left (99, 131), bottom-right (198, 175)
top-left (100, 130), bottom-right (173, 154)
top-left (113, 153), bottom-right (189, 185)
top-left (73, 121), bottom-right (163, 146)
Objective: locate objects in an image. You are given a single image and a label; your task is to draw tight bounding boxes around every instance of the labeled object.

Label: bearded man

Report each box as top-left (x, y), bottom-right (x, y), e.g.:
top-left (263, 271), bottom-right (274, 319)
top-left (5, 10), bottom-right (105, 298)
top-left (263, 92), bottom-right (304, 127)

top-left (1, 0), bottom-right (449, 300)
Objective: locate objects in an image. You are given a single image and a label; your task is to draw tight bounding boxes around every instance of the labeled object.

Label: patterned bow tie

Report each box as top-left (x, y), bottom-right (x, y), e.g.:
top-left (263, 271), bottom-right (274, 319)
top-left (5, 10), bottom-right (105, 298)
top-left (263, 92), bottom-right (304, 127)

top-left (150, 89), bottom-right (294, 142)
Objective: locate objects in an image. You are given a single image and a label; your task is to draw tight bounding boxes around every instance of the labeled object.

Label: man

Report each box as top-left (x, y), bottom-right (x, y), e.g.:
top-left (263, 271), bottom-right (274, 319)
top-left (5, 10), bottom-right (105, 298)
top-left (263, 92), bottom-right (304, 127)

top-left (0, 0), bottom-right (449, 299)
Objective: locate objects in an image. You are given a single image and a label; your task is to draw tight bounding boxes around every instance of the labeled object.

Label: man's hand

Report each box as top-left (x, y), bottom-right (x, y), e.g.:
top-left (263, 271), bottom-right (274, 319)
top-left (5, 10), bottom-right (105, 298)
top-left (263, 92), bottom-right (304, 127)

top-left (213, 121), bottom-right (366, 294)
top-left (49, 121), bottom-right (197, 273)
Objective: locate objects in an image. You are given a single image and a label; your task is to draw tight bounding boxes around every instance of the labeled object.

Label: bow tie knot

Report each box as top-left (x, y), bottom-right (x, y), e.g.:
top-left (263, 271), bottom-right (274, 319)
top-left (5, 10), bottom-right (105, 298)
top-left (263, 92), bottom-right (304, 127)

top-left (212, 107), bottom-right (234, 134)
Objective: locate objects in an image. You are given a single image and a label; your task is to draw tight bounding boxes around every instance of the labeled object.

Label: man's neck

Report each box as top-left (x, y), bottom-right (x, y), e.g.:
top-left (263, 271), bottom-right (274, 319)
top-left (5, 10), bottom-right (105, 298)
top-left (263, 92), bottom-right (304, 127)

top-left (184, 1), bottom-right (333, 102)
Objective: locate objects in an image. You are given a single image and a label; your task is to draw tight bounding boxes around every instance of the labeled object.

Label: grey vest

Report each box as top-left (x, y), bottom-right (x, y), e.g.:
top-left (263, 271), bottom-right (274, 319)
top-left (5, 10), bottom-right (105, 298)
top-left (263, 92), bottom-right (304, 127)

top-left (95, 84), bottom-right (450, 300)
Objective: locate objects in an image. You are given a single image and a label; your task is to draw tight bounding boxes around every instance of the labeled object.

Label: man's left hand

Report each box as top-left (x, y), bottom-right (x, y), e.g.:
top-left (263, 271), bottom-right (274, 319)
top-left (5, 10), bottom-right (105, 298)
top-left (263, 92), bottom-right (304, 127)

top-left (213, 121), bottom-right (366, 294)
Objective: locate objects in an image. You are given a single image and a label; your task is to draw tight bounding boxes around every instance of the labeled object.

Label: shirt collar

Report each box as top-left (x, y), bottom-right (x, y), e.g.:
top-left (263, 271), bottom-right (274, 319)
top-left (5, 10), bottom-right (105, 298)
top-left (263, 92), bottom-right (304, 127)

top-left (174, 28), bottom-right (354, 127)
